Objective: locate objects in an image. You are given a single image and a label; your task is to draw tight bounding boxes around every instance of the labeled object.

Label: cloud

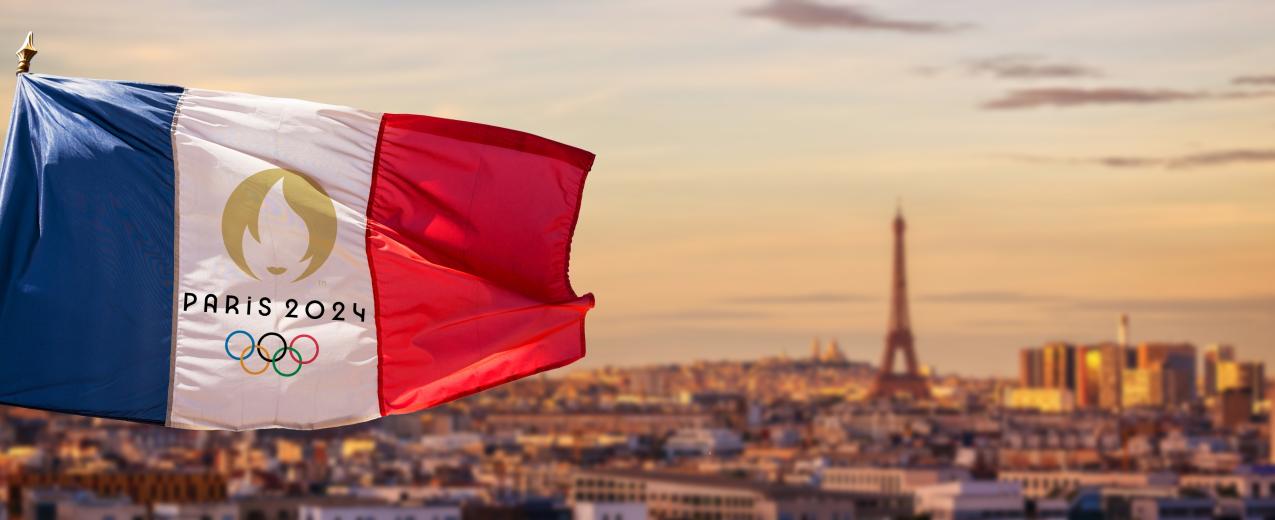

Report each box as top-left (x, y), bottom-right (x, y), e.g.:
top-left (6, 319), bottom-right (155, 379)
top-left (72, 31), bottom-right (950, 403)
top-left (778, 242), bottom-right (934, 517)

top-left (723, 292), bottom-right (877, 305)
top-left (1233, 74), bottom-right (1275, 86)
top-left (981, 87), bottom-right (1275, 110)
top-left (969, 55), bottom-right (1099, 79)
top-left (742, 0), bottom-right (965, 33)
top-left (981, 87), bottom-right (1202, 110)
top-left (1016, 148), bottom-right (1275, 170)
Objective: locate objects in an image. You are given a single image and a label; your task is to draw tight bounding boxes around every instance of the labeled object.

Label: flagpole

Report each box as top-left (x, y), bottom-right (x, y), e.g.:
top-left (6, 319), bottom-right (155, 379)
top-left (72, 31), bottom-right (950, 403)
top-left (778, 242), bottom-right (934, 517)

top-left (15, 32), bottom-right (36, 75)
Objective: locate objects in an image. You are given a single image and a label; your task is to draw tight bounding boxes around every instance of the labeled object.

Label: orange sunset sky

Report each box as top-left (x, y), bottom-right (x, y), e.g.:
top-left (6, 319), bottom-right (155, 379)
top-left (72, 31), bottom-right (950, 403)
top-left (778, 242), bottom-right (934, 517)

top-left (2, 0), bottom-right (1273, 376)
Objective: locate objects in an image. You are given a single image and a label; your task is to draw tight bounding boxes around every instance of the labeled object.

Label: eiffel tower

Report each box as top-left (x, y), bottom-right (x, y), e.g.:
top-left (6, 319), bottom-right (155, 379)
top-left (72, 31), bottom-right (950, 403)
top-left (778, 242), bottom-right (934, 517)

top-left (868, 204), bottom-right (931, 400)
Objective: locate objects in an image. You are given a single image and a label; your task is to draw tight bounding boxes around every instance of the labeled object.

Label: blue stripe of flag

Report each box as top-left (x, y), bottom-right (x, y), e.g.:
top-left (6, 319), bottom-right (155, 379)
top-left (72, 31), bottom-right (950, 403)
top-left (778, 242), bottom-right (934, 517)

top-left (0, 74), bottom-right (182, 424)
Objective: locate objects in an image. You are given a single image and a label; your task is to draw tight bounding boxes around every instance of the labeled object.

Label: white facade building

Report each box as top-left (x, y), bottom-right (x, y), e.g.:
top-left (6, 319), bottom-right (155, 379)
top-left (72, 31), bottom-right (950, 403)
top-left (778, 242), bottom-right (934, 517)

top-left (822, 466), bottom-right (970, 496)
top-left (913, 481), bottom-right (1026, 520)
top-left (573, 501), bottom-right (648, 520)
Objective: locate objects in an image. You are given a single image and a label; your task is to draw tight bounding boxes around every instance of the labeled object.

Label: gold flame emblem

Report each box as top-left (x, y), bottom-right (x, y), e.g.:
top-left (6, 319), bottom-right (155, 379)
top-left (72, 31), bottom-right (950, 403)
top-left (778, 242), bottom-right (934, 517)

top-left (220, 168), bottom-right (337, 282)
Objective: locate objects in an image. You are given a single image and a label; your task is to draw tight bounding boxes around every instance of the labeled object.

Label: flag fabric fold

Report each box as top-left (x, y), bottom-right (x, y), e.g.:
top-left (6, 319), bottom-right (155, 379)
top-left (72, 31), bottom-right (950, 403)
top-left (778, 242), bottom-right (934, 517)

top-left (0, 74), bottom-right (594, 430)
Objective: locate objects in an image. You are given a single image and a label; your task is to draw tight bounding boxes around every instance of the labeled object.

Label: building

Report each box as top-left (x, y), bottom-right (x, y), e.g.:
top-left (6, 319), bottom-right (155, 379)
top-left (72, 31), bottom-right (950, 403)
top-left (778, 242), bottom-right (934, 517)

top-left (1075, 343), bottom-right (1123, 410)
top-left (296, 503), bottom-right (460, 520)
top-left (1002, 388), bottom-right (1075, 413)
top-left (998, 471), bottom-right (1178, 499)
top-left (821, 466), bottom-right (969, 496)
top-left (664, 428), bottom-right (744, 458)
top-left (572, 468), bottom-right (910, 520)
top-left (912, 481), bottom-right (1025, 520)
top-left (574, 502), bottom-right (647, 520)
top-left (1122, 367), bottom-right (1165, 408)
top-left (1213, 388), bottom-right (1254, 430)
top-left (1136, 343), bottom-right (1196, 407)
top-left (1202, 344), bottom-right (1236, 398)
top-left (235, 496), bottom-right (423, 520)
top-left (153, 502), bottom-right (238, 520)
top-left (1180, 466), bottom-right (1275, 499)
top-left (21, 489), bottom-right (146, 520)
top-left (1018, 349), bottom-right (1043, 388)
top-left (1217, 360), bottom-right (1265, 404)
top-left (1216, 497), bottom-right (1275, 519)
top-left (5, 472), bottom-right (226, 518)
top-left (482, 412), bottom-right (712, 436)
top-left (1041, 343), bottom-right (1076, 391)
top-left (821, 340), bottom-right (848, 364)
top-left (1126, 496), bottom-right (1215, 520)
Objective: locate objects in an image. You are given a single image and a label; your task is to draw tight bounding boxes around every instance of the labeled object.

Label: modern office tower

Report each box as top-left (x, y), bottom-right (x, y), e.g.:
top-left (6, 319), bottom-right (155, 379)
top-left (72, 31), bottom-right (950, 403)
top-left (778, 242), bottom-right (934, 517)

top-left (1213, 388), bottom-right (1254, 430)
top-left (1118, 314), bottom-right (1130, 347)
top-left (1203, 344), bottom-right (1237, 397)
top-left (1041, 342), bottom-right (1077, 391)
top-left (1019, 348), bottom-right (1044, 388)
top-left (1122, 367), bottom-right (1165, 408)
top-left (1217, 360), bottom-right (1266, 404)
top-left (1137, 342), bottom-right (1197, 407)
top-left (1076, 343), bottom-right (1124, 410)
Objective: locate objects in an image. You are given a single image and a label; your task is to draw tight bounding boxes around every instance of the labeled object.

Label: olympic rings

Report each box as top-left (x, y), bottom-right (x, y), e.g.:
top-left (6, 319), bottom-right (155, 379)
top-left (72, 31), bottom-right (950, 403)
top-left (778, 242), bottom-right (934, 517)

top-left (224, 331), bottom-right (320, 377)
top-left (239, 344), bottom-right (270, 375)
top-left (256, 333), bottom-right (288, 363)
top-left (272, 346), bottom-right (303, 377)
top-left (288, 334), bottom-right (320, 365)
top-left (225, 330), bottom-right (254, 360)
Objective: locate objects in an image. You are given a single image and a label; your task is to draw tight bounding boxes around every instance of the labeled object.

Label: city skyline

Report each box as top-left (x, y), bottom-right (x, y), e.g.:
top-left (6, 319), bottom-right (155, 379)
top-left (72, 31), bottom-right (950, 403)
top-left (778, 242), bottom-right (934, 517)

top-left (1, 0), bottom-right (1273, 377)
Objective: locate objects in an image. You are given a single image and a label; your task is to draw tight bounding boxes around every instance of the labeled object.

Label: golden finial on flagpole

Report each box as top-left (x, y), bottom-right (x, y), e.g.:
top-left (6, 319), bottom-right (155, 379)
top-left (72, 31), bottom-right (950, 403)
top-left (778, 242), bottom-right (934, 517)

top-left (16, 32), bottom-right (37, 75)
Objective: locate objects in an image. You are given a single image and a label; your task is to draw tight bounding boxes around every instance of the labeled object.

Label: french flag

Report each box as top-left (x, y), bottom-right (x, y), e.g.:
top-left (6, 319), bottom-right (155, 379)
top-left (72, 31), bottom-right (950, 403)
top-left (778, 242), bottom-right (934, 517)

top-left (0, 74), bottom-right (594, 430)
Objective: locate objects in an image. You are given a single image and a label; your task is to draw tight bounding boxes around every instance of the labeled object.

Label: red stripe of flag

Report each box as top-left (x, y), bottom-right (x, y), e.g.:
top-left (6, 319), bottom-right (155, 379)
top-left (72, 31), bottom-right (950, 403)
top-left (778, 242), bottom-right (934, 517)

top-left (366, 113), bottom-right (595, 416)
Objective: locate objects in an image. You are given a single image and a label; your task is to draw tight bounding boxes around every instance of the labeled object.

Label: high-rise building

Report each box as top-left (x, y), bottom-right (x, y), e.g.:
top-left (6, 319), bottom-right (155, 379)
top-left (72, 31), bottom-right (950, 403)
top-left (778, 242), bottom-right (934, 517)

top-left (1137, 342), bottom-right (1197, 407)
top-left (1202, 344), bottom-right (1236, 398)
top-left (1076, 343), bottom-right (1123, 410)
top-left (1019, 348), bottom-right (1044, 388)
top-left (1122, 367), bottom-right (1165, 408)
top-left (1213, 388), bottom-right (1254, 430)
top-left (1217, 360), bottom-right (1265, 404)
top-left (1270, 388), bottom-right (1275, 464)
top-left (1041, 343), bottom-right (1077, 391)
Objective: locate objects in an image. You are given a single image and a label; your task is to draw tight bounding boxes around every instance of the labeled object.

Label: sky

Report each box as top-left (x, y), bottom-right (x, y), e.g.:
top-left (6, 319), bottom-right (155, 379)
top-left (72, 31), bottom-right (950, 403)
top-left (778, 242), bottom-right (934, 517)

top-left (2, 0), bottom-right (1273, 377)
